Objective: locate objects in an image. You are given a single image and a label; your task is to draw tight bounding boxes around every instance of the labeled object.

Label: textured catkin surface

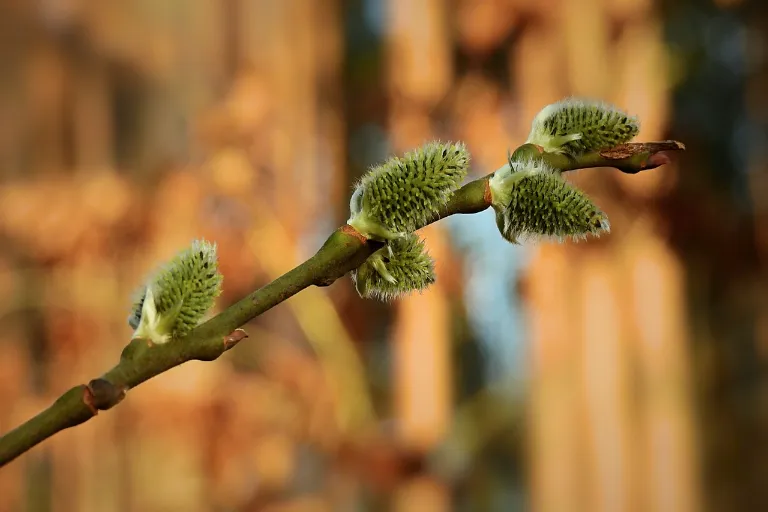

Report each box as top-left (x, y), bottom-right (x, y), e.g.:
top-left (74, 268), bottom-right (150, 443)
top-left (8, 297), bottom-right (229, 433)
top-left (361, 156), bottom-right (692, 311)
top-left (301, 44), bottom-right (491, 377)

top-left (356, 142), bottom-right (469, 233)
top-left (527, 99), bottom-right (640, 155)
top-left (495, 170), bottom-right (610, 243)
top-left (352, 234), bottom-right (435, 301)
top-left (131, 240), bottom-right (223, 338)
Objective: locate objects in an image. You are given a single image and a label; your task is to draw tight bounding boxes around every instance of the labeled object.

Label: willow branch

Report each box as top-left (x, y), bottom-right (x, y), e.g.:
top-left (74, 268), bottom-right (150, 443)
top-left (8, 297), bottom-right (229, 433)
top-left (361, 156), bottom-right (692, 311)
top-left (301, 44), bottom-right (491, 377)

top-left (0, 140), bottom-right (684, 467)
top-left (509, 140), bottom-right (686, 174)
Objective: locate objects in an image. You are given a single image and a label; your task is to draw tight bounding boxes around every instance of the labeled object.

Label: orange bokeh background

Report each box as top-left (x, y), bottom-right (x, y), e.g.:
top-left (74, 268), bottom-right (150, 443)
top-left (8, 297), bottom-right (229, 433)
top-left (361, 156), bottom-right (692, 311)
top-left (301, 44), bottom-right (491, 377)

top-left (1, 0), bottom-right (767, 511)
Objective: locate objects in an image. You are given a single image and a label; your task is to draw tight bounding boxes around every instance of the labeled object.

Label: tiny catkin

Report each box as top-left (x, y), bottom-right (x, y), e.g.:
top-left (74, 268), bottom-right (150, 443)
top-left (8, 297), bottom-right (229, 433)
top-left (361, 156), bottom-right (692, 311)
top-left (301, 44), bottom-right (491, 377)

top-left (347, 141), bottom-right (469, 240)
top-left (526, 98), bottom-right (639, 155)
top-left (351, 234), bottom-right (436, 301)
top-left (129, 239), bottom-right (223, 344)
top-left (489, 158), bottom-right (610, 243)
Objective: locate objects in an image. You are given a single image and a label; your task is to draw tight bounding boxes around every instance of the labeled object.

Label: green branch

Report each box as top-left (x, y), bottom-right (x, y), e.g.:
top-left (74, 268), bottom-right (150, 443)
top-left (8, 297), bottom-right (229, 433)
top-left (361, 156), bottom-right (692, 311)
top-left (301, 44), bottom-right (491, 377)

top-left (0, 140), bottom-right (684, 467)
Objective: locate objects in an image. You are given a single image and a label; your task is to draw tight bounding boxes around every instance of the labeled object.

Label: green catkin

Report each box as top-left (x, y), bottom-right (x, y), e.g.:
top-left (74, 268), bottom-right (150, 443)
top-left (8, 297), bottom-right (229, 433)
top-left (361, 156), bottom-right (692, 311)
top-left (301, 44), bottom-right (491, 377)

top-left (526, 98), bottom-right (640, 155)
top-left (351, 234), bottom-right (436, 301)
top-left (489, 158), bottom-right (610, 243)
top-left (347, 141), bottom-right (469, 240)
top-left (129, 239), bottom-right (223, 344)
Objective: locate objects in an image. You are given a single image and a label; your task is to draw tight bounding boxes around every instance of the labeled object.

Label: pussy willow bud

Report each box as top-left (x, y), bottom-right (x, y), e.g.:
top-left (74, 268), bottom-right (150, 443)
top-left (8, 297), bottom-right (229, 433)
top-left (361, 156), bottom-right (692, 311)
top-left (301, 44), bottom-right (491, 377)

top-left (351, 234), bottom-right (436, 301)
top-left (489, 158), bottom-right (610, 243)
top-left (347, 141), bottom-right (469, 241)
top-left (129, 239), bottom-right (223, 345)
top-left (526, 98), bottom-right (640, 155)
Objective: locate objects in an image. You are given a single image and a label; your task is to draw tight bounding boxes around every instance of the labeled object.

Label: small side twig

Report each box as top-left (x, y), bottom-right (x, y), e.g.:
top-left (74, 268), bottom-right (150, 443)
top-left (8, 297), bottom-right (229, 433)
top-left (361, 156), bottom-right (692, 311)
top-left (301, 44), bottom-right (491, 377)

top-left (223, 328), bottom-right (249, 350)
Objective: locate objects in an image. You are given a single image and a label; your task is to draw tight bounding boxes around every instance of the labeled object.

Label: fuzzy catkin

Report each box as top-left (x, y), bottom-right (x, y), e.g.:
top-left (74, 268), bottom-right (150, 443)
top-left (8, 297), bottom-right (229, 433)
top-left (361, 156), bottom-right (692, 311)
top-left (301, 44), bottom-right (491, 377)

top-left (348, 141), bottom-right (469, 240)
top-left (352, 234), bottom-right (436, 301)
top-left (129, 239), bottom-right (223, 344)
top-left (490, 160), bottom-right (609, 243)
top-left (526, 98), bottom-right (639, 155)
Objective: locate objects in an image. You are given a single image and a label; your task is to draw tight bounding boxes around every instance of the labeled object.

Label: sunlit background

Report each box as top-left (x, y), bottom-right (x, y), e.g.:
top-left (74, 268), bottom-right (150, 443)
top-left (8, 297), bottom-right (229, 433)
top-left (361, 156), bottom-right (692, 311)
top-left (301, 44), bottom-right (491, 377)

top-left (0, 0), bottom-right (766, 510)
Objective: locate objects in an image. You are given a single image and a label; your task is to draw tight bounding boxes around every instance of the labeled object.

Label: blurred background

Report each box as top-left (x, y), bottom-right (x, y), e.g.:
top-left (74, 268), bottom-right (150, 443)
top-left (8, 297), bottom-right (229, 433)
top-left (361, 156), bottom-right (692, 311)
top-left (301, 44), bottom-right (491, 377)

top-left (0, 0), bottom-right (766, 510)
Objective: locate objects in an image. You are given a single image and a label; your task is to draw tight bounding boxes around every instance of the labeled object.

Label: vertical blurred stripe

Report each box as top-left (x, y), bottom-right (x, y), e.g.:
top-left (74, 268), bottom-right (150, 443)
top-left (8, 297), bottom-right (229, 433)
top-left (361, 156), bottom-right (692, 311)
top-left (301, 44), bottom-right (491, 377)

top-left (392, 225), bottom-right (452, 452)
top-left (580, 252), bottom-right (634, 512)
top-left (520, 1), bottom-right (701, 511)
top-left (627, 226), bottom-right (700, 512)
top-left (526, 246), bottom-right (586, 512)
top-left (386, 0), bottom-right (452, 509)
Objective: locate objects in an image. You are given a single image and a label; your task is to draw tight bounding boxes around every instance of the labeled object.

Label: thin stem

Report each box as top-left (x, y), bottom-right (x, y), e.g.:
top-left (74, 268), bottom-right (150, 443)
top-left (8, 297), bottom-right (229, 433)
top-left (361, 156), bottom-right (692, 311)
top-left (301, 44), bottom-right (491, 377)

top-left (511, 140), bottom-right (685, 174)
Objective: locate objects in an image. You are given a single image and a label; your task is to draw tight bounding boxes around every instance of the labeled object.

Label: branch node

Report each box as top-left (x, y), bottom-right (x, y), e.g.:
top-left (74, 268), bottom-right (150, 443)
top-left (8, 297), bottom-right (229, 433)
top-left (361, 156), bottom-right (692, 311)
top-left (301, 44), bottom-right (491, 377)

top-left (315, 276), bottom-right (337, 287)
top-left (223, 328), bottom-right (248, 350)
top-left (340, 224), bottom-right (368, 244)
top-left (483, 179), bottom-right (493, 206)
top-left (86, 379), bottom-right (127, 411)
top-left (82, 386), bottom-right (99, 416)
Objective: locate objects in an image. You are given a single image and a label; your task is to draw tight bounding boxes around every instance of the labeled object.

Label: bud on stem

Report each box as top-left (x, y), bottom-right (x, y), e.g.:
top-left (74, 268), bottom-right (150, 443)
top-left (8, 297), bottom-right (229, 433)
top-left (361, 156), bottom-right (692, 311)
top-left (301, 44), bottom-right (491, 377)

top-left (526, 98), bottom-right (640, 155)
top-left (347, 141), bottom-right (469, 241)
top-left (129, 240), bottom-right (223, 345)
top-left (489, 157), bottom-right (610, 243)
top-left (352, 234), bottom-right (436, 301)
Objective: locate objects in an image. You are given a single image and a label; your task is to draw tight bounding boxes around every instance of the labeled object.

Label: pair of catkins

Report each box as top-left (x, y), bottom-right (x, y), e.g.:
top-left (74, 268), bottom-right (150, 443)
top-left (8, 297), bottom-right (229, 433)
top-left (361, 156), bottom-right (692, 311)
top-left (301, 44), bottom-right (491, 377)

top-left (349, 98), bottom-right (639, 300)
top-left (128, 98), bottom-right (640, 344)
